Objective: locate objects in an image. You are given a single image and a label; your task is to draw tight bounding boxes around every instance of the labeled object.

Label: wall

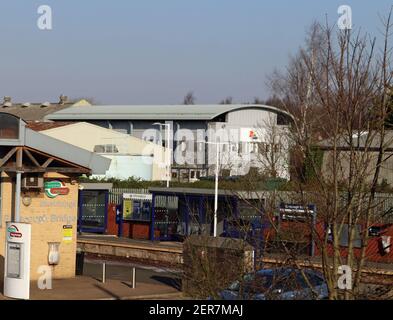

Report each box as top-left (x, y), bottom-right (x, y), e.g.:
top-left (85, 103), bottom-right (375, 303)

top-left (226, 108), bottom-right (276, 127)
top-left (0, 172), bottom-right (78, 281)
top-left (87, 111), bottom-right (291, 180)
top-left (314, 222), bottom-right (393, 263)
top-left (41, 122), bottom-right (168, 181)
top-left (99, 155), bottom-right (153, 180)
top-left (206, 120), bottom-right (291, 179)
top-left (322, 150), bottom-right (393, 185)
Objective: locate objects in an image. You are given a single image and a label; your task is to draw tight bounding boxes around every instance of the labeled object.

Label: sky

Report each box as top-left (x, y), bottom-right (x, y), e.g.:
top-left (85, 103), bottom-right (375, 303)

top-left (0, 0), bottom-right (391, 105)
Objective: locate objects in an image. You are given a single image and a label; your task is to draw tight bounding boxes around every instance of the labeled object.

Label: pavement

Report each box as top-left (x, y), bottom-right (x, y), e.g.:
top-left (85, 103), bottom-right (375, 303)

top-left (0, 260), bottom-right (184, 300)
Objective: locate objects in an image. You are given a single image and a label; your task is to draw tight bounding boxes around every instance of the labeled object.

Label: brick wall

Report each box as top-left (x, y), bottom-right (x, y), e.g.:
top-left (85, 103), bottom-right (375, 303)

top-left (0, 172), bottom-right (78, 281)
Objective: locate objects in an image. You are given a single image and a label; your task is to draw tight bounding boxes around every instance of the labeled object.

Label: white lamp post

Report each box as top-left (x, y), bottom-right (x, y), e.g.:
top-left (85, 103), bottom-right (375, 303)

top-left (153, 122), bottom-right (171, 188)
top-left (198, 140), bottom-right (231, 237)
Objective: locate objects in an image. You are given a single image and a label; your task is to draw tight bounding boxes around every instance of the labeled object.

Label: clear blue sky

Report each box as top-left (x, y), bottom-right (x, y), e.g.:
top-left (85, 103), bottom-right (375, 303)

top-left (0, 0), bottom-right (391, 104)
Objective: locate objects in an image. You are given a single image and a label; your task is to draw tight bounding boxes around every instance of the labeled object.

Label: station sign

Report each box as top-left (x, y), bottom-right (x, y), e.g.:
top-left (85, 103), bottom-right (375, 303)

top-left (7, 224), bottom-right (23, 240)
top-left (45, 180), bottom-right (70, 198)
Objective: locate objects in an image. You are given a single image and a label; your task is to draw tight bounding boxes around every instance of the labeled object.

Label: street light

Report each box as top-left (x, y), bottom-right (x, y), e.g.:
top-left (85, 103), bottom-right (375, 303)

top-left (198, 140), bottom-right (232, 237)
top-left (153, 122), bottom-right (171, 188)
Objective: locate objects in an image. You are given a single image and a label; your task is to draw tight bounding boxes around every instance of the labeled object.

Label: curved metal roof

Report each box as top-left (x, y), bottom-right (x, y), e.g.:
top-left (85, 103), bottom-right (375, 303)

top-left (45, 104), bottom-right (293, 121)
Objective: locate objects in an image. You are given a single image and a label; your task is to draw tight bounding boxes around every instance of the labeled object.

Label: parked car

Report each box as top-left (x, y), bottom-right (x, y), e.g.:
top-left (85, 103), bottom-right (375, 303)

top-left (216, 268), bottom-right (328, 300)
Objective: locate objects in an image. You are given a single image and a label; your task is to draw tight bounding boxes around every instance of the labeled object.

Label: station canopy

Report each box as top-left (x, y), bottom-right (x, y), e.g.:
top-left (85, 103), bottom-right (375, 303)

top-left (0, 113), bottom-right (110, 175)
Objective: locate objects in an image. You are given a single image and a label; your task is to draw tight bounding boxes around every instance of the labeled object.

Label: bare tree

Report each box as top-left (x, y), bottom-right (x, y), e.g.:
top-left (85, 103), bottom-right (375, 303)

top-left (181, 13), bottom-right (393, 301)
top-left (254, 114), bottom-right (292, 179)
top-left (183, 91), bottom-right (196, 105)
top-left (265, 13), bottom-right (393, 300)
top-left (220, 97), bottom-right (233, 105)
top-left (253, 97), bottom-right (264, 104)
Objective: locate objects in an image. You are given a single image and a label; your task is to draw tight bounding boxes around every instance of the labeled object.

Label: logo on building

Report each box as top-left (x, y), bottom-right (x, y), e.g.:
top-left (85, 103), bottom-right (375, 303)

top-left (44, 180), bottom-right (70, 198)
top-left (249, 130), bottom-right (258, 140)
top-left (7, 225), bottom-right (22, 238)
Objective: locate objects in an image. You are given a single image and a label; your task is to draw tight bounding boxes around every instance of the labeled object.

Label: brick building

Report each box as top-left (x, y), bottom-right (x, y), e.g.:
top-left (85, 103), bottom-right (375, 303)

top-left (0, 113), bottom-right (110, 281)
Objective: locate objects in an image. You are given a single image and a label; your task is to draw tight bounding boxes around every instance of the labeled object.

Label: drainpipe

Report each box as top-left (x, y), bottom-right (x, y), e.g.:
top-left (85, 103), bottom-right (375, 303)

top-left (15, 147), bottom-right (23, 223)
top-left (15, 171), bottom-right (22, 222)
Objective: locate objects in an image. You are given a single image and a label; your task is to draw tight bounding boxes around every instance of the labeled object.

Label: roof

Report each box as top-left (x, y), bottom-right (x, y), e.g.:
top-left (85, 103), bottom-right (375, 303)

top-left (149, 187), bottom-right (266, 199)
top-left (1, 102), bottom-right (74, 121)
top-left (45, 104), bottom-right (293, 121)
top-left (0, 112), bottom-right (111, 174)
top-left (37, 121), bottom-right (165, 154)
top-left (23, 128), bottom-right (111, 174)
top-left (318, 131), bottom-right (393, 151)
top-left (26, 121), bottom-right (74, 131)
top-left (79, 182), bottom-right (113, 190)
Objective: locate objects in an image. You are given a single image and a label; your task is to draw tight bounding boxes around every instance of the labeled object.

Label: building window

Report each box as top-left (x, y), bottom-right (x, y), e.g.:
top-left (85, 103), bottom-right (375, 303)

top-left (339, 224), bottom-right (362, 248)
top-left (277, 113), bottom-right (290, 126)
top-left (93, 144), bottom-right (119, 153)
top-left (328, 224), bottom-right (362, 248)
top-left (250, 143), bottom-right (258, 154)
top-left (0, 114), bottom-right (19, 139)
top-left (273, 144), bottom-right (281, 153)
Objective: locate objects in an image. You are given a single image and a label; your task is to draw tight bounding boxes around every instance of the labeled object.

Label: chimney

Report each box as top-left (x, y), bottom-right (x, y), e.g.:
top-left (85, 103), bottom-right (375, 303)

top-left (40, 102), bottom-right (51, 108)
top-left (59, 94), bottom-right (68, 105)
top-left (21, 102), bottom-right (31, 108)
top-left (2, 96), bottom-right (12, 107)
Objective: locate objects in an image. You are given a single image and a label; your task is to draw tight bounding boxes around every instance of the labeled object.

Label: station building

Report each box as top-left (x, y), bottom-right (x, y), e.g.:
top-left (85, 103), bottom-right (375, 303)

top-left (0, 113), bottom-right (110, 281)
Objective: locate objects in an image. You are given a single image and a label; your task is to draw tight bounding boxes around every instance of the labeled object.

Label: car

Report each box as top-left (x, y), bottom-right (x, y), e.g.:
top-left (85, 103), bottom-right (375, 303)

top-left (216, 268), bottom-right (328, 300)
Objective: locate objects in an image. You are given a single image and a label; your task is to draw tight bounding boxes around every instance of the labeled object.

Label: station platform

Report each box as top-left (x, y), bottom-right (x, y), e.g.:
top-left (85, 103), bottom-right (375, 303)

top-left (77, 234), bottom-right (183, 267)
top-left (77, 234), bottom-right (393, 285)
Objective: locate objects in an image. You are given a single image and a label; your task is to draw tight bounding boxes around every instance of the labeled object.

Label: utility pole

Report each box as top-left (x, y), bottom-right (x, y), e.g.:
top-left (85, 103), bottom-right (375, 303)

top-left (153, 122), bottom-right (171, 188)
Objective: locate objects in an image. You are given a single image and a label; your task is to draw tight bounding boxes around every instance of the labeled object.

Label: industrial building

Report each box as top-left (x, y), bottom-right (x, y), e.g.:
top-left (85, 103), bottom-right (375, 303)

top-left (45, 104), bottom-right (293, 181)
top-left (31, 122), bottom-right (170, 181)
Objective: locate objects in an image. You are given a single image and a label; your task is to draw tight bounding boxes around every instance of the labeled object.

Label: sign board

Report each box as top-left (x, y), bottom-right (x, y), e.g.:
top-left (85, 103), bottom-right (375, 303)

top-left (62, 225), bottom-right (73, 243)
top-left (123, 193), bottom-right (153, 201)
top-left (240, 128), bottom-right (266, 143)
top-left (123, 198), bottom-right (133, 219)
top-left (122, 193), bottom-right (152, 221)
top-left (279, 203), bottom-right (316, 221)
top-left (45, 180), bottom-right (70, 198)
top-left (4, 222), bottom-right (31, 300)
top-left (7, 243), bottom-right (21, 278)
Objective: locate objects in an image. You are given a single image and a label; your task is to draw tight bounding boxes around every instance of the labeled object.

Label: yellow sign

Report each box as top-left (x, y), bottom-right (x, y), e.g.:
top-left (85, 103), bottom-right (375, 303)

top-left (123, 199), bottom-right (133, 219)
top-left (62, 225), bottom-right (73, 243)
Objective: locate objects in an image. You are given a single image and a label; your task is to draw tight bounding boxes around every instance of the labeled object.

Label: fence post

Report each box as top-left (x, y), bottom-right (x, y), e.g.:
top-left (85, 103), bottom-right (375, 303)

top-left (132, 267), bottom-right (136, 289)
top-left (102, 262), bottom-right (106, 283)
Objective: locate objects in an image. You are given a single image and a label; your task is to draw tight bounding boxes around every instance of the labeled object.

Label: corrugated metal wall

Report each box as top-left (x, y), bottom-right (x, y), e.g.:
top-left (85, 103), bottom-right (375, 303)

top-left (227, 108), bottom-right (276, 127)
